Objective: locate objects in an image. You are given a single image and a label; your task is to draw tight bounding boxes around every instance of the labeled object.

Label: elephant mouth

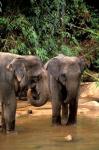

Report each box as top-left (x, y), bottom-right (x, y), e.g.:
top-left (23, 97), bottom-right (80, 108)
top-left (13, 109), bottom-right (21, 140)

top-left (16, 86), bottom-right (28, 100)
top-left (61, 85), bottom-right (67, 103)
top-left (16, 84), bottom-right (40, 101)
top-left (29, 86), bottom-right (40, 101)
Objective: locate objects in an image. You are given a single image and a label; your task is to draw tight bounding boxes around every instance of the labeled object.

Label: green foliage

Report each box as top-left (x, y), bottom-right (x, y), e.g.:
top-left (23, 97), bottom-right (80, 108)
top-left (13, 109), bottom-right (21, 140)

top-left (35, 48), bottom-right (49, 62)
top-left (0, 17), bottom-right (8, 25)
top-left (92, 57), bottom-right (99, 70)
top-left (60, 45), bottom-right (74, 56)
top-left (0, 0), bottom-right (99, 65)
top-left (0, 15), bottom-right (39, 55)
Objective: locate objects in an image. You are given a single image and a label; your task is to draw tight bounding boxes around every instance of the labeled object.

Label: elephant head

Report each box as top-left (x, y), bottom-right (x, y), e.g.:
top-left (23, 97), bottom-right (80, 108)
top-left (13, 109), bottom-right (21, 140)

top-left (46, 54), bottom-right (85, 103)
top-left (6, 56), bottom-right (50, 107)
top-left (27, 69), bottom-right (50, 107)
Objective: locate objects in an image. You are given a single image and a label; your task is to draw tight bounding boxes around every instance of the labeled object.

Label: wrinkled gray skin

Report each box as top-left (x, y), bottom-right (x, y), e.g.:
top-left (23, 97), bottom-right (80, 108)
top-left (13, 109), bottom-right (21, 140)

top-left (45, 54), bottom-right (85, 126)
top-left (0, 52), bottom-right (49, 133)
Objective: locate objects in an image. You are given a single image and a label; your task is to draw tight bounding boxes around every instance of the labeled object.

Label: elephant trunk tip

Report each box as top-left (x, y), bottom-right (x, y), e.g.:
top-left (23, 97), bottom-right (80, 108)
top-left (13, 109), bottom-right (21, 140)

top-left (27, 88), bottom-right (50, 107)
top-left (28, 97), bottom-right (48, 107)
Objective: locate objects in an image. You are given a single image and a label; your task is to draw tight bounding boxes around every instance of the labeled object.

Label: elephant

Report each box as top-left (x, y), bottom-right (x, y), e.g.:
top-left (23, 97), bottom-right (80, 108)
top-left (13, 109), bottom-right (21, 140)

top-left (0, 52), bottom-right (50, 133)
top-left (45, 54), bottom-right (85, 126)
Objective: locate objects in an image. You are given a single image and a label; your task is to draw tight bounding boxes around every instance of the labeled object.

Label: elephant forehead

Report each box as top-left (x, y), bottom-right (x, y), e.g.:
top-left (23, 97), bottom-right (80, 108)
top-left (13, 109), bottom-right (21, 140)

top-left (25, 56), bottom-right (42, 65)
top-left (59, 56), bottom-right (77, 64)
top-left (28, 68), bottom-right (43, 76)
top-left (66, 57), bottom-right (78, 63)
top-left (33, 69), bottom-right (43, 76)
top-left (68, 63), bottom-right (80, 72)
top-left (61, 63), bottom-right (81, 74)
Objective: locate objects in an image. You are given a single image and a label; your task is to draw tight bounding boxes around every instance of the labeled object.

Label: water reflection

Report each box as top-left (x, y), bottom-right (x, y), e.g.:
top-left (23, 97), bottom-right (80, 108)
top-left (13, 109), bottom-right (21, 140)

top-left (0, 115), bottom-right (99, 150)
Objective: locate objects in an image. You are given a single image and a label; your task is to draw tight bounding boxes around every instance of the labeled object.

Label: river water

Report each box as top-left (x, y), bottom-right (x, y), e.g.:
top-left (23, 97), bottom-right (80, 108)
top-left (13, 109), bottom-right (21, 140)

top-left (0, 115), bottom-right (99, 150)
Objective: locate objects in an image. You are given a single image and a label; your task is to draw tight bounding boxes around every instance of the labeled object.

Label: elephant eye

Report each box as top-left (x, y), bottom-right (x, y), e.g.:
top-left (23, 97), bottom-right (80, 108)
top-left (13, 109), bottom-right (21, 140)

top-left (61, 73), bottom-right (66, 80)
top-left (32, 76), bottom-right (38, 82)
top-left (31, 75), bottom-right (42, 82)
top-left (59, 73), bottom-right (67, 84)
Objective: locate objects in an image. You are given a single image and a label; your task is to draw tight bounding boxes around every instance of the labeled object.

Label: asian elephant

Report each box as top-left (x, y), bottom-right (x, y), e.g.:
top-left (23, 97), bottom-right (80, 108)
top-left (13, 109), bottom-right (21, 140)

top-left (45, 54), bottom-right (85, 126)
top-left (0, 52), bottom-right (50, 133)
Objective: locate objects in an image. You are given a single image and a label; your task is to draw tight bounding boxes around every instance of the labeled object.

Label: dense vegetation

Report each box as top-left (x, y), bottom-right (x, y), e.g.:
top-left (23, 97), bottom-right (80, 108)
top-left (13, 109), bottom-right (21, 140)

top-left (0, 0), bottom-right (99, 73)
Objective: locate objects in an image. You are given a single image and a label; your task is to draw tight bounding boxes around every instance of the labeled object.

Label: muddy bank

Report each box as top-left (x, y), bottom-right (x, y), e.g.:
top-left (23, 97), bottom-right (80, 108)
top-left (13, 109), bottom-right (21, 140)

top-left (16, 101), bottom-right (52, 118)
top-left (80, 82), bottom-right (99, 102)
top-left (77, 82), bottom-right (99, 118)
top-left (16, 101), bottom-right (99, 120)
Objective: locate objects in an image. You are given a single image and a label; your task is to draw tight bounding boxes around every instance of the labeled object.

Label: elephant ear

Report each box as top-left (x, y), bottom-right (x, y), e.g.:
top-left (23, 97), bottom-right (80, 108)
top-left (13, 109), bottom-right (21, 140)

top-left (78, 56), bottom-right (86, 73)
top-left (6, 57), bottom-right (27, 82)
top-left (46, 58), bottom-right (60, 80)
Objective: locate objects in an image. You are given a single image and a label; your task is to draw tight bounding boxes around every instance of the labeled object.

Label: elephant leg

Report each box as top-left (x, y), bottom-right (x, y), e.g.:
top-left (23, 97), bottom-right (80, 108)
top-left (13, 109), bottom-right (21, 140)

top-left (3, 95), bottom-right (17, 133)
top-left (67, 101), bottom-right (78, 125)
top-left (1, 102), bottom-right (6, 132)
top-left (52, 101), bottom-right (61, 125)
top-left (61, 103), bottom-right (68, 125)
top-left (50, 76), bottom-right (61, 125)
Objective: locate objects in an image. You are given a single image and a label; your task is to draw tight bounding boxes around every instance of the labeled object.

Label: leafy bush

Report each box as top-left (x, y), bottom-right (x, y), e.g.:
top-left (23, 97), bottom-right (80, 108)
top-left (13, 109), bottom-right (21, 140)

top-left (0, 0), bottom-right (99, 66)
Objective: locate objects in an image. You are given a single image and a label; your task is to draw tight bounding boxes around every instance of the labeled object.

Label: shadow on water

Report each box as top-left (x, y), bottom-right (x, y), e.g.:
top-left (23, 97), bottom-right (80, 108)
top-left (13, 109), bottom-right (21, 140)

top-left (0, 115), bottom-right (99, 150)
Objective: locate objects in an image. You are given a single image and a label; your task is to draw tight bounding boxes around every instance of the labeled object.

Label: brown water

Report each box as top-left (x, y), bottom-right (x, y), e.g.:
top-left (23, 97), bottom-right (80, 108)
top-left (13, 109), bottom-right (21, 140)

top-left (0, 115), bottom-right (99, 150)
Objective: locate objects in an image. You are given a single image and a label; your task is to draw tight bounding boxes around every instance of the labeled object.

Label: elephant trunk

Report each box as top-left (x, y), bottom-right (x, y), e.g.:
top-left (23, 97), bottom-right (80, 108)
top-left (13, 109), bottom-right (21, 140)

top-left (64, 82), bottom-right (80, 104)
top-left (27, 88), bottom-right (49, 107)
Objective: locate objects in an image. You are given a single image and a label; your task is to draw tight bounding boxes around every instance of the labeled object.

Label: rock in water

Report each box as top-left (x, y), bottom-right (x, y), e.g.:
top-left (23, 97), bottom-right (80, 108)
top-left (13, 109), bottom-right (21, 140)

top-left (64, 134), bottom-right (73, 142)
top-left (27, 109), bottom-right (33, 114)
